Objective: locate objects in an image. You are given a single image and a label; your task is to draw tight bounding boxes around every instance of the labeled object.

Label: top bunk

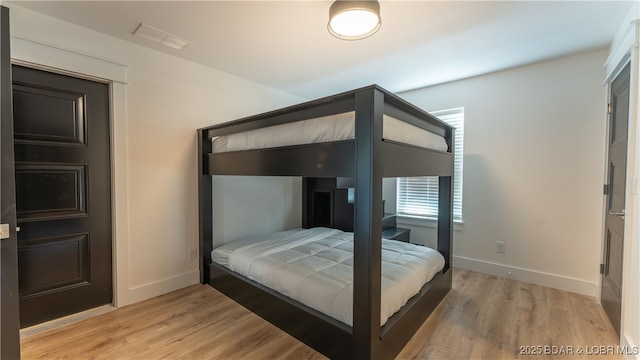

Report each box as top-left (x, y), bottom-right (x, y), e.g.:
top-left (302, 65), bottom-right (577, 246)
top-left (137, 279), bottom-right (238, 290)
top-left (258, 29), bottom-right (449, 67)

top-left (198, 85), bottom-right (455, 178)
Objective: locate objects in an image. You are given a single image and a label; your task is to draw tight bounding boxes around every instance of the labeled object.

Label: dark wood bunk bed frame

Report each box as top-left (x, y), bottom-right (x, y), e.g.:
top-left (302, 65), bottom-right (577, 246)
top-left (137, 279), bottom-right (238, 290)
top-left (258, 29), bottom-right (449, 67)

top-left (197, 85), bottom-right (454, 359)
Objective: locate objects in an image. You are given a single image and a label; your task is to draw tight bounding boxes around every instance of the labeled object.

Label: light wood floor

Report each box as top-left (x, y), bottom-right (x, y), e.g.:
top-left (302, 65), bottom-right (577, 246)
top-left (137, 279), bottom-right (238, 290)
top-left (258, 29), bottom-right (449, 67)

top-left (20, 269), bottom-right (620, 359)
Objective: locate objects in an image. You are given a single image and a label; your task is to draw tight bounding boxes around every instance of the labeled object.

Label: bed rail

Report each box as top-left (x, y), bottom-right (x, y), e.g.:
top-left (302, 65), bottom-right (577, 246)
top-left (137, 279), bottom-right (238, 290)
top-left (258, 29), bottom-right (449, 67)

top-left (199, 85), bottom-right (453, 147)
top-left (199, 85), bottom-right (455, 178)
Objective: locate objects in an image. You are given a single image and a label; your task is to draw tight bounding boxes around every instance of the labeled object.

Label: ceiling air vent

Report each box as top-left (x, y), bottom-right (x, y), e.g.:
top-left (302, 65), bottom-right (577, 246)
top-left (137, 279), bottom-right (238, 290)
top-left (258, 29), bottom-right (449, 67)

top-left (133, 23), bottom-right (191, 50)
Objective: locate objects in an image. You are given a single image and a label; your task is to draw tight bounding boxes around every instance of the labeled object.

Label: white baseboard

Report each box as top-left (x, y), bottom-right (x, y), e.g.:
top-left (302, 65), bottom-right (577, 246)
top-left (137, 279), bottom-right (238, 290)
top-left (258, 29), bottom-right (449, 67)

top-left (123, 270), bottom-right (200, 306)
top-left (453, 255), bottom-right (599, 298)
top-left (622, 335), bottom-right (640, 360)
top-left (20, 304), bottom-right (115, 338)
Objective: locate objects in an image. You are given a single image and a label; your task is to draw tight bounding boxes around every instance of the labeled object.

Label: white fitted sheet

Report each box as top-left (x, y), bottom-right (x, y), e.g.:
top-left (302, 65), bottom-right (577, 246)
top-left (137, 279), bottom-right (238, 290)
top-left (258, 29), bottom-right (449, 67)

top-left (211, 227), bottom-right (445, 326)
top-left (211, 111), bottom-right (448, 153)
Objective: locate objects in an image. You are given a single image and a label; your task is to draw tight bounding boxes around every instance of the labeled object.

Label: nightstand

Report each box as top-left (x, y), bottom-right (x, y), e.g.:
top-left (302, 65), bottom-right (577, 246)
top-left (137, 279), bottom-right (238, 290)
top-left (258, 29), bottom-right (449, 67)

top-left (382, 227), bottom-right (411, 243)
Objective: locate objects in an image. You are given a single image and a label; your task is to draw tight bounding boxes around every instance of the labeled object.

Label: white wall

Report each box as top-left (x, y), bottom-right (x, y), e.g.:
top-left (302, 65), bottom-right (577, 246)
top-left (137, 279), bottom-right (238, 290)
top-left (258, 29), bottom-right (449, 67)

top-left (7, 3), bottom-right (304, 307)
top-left (397, 50), bottom-right (609, 297)
top-left (213, 176), bottom-right (301, 246)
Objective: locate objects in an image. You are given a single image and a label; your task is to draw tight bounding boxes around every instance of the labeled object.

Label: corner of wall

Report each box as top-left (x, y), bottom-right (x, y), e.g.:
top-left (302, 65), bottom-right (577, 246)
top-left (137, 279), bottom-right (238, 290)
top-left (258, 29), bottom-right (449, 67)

top-left (124, 271), bottom-right (200, 306)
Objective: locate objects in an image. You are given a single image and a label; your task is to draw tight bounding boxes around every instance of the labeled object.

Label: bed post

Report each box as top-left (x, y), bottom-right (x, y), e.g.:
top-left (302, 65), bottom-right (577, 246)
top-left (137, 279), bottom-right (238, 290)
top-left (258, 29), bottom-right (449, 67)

top-left (353, 87), bottom-right (384, 359)
top-left (198, 128), bottom-right (213, 284)
top-left (438, 130), bottom-right (454, 273)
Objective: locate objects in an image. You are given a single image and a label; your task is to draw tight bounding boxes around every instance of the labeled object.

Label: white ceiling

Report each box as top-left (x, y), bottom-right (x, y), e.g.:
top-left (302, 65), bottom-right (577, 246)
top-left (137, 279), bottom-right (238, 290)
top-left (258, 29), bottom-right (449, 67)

top-left (10, 1), bottom-right (634, 99)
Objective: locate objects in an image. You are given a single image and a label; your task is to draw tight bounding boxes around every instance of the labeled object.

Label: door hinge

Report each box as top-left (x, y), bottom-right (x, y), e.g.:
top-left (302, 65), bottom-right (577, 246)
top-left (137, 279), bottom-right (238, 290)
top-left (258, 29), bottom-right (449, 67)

top-left (600, 263), bottom-right (605, 274)
top-left (607, 103), bottom-right (613, 115)
top-left (603, 184), bottom-right (610, 195)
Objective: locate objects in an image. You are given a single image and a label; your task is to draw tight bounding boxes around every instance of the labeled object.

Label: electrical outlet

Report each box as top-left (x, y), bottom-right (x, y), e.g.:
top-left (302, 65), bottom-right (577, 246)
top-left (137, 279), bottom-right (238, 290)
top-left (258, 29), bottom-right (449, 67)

top-left (188, 248), bottom-right (197, 261)
top-left (496, 241), bottom-right (505, 254)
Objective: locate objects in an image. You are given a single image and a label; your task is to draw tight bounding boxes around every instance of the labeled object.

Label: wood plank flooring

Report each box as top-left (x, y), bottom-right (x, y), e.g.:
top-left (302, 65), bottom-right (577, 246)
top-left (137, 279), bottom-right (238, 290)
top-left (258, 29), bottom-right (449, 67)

top-left (21, 269), bottom-right (620, 359)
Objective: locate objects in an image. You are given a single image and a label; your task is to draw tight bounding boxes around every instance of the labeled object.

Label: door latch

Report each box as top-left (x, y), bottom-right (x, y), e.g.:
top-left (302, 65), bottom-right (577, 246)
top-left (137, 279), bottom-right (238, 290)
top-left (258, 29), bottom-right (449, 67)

top-left (608, 209), bottom-right (625, 219)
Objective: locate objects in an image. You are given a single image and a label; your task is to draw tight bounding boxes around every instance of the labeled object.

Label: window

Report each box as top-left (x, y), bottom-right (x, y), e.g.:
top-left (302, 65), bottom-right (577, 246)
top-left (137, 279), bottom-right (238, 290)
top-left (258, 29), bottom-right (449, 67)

top-left (397, 108), bottom-right (464, 222)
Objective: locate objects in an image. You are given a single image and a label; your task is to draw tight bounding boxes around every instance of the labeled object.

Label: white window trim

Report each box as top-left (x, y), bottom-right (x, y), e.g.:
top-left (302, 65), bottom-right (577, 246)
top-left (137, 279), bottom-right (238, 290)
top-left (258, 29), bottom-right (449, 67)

top-left (396, 107), bottom-right (464, 225)
top-left (397, 214), bottom-right (464, 231)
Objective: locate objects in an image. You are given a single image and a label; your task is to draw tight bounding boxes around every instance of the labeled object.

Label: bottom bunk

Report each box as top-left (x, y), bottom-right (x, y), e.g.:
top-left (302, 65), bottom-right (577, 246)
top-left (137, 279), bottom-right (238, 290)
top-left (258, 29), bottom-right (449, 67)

top-left (207, 227), bottom-right (452, 359)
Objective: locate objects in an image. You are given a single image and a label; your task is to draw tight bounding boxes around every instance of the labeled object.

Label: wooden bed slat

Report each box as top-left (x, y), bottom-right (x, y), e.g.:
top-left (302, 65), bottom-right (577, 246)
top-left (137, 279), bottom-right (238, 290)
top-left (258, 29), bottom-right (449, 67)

top-left (207, 139), bottom-right (454, 179)
top-left (380, 270), bottom-right (451, 359)
top-left (384, 102), bottom-right (448, 138)
top-left (206, 141), bottom-right (355, 177)
top-left (206, 96), bottom-right (355, 138)
top-left (209, 263), bottom-right (352, 359)
top-left (381, 140), bottom-right (453, 178)
top-left (208, 263), bottom-right (451, 360)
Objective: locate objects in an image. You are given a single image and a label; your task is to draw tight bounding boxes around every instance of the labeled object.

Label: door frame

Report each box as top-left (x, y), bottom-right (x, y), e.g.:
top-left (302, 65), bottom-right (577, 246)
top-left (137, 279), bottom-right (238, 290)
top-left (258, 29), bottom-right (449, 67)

top-left (9, 35), bottom-right (130, 308)
top-left (1, 5), bottom-right (21, 358)
top-left (601, 15), bottom-right (640, 349)
top-left (600, 60), bottom-right (630, 335)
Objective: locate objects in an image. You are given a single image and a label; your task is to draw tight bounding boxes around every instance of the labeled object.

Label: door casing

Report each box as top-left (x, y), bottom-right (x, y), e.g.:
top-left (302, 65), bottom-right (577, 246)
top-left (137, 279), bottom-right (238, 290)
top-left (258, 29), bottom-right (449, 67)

top-left (600, 61), bottom-right (631, 335)
top-left (1, 5), bottom-right (21, 358)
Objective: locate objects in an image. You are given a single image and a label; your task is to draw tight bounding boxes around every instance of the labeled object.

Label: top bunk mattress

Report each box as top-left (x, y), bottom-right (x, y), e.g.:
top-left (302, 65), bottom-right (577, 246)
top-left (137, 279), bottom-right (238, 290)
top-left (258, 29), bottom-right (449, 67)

top-left (211, 227), bottom-right (445, 327)
top-left (211, 111), bottom-right (448, 153)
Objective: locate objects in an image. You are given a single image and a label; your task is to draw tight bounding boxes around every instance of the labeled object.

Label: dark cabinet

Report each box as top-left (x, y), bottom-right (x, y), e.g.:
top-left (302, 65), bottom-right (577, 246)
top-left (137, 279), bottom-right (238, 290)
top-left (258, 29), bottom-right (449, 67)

top-left (303, 177), bottom-right (412, 243)
top-left (382, 227), bottom-right (411, 243)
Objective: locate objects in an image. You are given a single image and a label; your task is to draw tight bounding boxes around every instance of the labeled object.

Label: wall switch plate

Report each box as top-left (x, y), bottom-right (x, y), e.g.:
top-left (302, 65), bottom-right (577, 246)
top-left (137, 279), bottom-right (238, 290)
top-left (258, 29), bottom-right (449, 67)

top-left (188, 248), bottom-right (197, 261)
top-left (496, 241), bottom-right (505, 254)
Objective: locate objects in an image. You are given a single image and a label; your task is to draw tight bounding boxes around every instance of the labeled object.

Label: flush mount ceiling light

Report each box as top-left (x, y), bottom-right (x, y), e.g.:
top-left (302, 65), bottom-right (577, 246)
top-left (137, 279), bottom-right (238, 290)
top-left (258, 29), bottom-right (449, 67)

top-left (328, 1), bottom-right (381, 40)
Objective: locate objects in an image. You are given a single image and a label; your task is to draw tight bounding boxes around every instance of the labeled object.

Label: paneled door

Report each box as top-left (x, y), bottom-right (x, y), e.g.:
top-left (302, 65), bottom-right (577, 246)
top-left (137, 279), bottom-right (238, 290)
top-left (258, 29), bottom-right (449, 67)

top-left (1, 5), bottom-right (21, 358)
top-left (12, 65), bottom-right (112, 327)
top-left (601, 62), bottom-right (630, 335)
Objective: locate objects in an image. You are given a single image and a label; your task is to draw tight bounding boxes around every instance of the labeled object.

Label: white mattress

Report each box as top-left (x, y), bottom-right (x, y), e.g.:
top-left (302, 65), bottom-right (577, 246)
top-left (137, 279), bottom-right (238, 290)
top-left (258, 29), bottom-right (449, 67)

top-left (211, 111), bottom-right (448, 153)
top-left (211, 227), bottom-right (445, 326)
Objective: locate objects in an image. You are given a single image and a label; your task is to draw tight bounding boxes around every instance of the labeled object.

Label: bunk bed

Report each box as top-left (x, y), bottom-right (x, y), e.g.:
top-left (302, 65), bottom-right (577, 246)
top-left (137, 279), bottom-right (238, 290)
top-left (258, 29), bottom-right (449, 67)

top-left (198, 85), bottom-right (454, 359)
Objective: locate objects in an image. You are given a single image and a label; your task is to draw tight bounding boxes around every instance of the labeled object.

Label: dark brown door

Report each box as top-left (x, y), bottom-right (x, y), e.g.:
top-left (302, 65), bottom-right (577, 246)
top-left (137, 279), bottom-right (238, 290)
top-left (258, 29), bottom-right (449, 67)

top-left (601, 62), bottom-right (630, 334)
top-left (1, 5), bottom-right (21, 359)
top-left (12, 65), bottom-right (112, 327)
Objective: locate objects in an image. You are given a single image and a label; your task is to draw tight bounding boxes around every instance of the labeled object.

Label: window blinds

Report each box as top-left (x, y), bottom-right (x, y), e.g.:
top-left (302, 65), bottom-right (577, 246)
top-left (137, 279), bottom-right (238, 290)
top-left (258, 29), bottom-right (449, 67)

top-left (397, 108), bottom-right (464, 222)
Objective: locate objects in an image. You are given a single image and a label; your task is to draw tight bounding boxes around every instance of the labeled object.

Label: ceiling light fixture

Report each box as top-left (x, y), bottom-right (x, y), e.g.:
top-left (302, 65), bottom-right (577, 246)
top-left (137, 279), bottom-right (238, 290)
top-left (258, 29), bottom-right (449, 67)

top-left (328, 1), bottom-right (381, 40)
